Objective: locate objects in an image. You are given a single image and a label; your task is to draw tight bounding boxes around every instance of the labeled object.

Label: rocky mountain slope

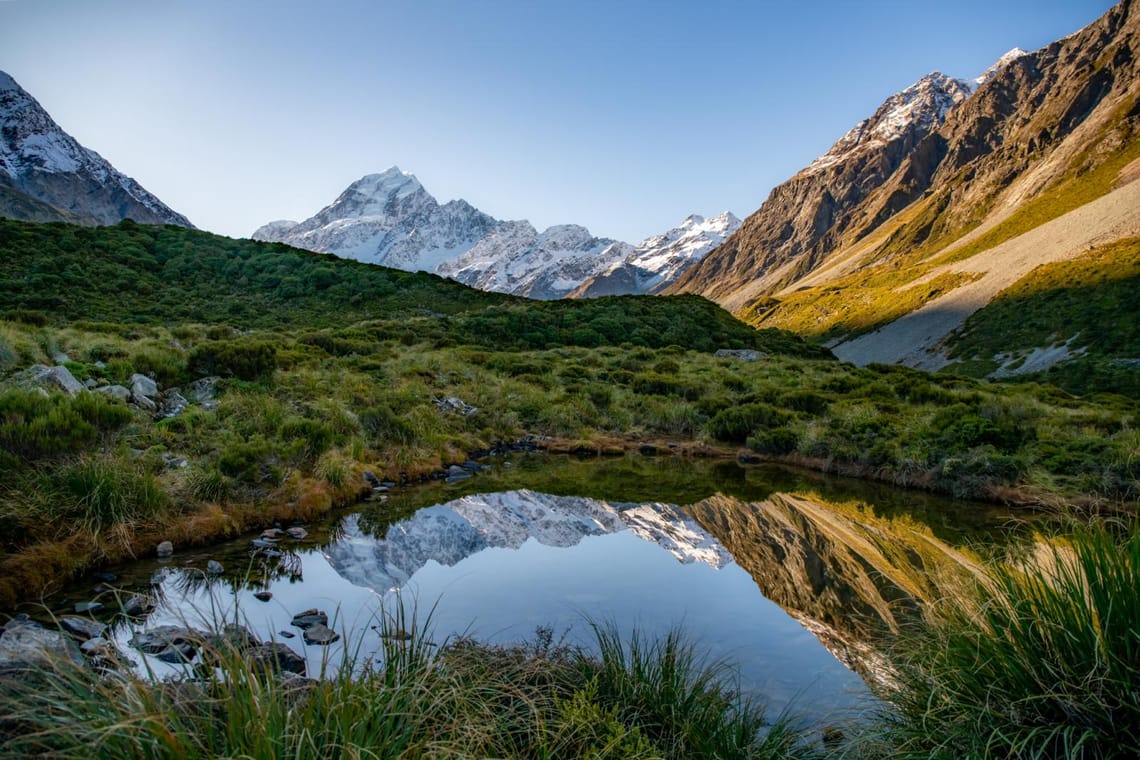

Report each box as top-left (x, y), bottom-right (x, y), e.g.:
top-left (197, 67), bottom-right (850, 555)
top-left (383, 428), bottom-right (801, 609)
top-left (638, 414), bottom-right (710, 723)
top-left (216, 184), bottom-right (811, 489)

top-left (0, 71), bottom-right (191, 227)
top-left (254, 167), bottom-right (733, 299)
top-left (669, 0), bottom-right (1140, 381)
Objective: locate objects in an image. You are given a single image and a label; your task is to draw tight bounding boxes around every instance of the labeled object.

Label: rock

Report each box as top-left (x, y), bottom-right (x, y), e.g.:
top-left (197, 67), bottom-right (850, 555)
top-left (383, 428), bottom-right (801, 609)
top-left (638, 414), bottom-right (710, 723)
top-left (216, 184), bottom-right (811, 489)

top-left (185, 376), bottom-right (220, 409)
top-left (276, 670), bottom-right (318, 706)
top-left (251, 537), bottom-right (277, 549)
top-left (150, 569), bottom-right (168, 586)
top-left (130, 625), bottom-right (205, 655)
top-left (74, 601), bottom-right (103, 614)
top-left (261, 528), bottom-right (285, 539)
top-left (2, 614), bottom-right (36, 632)
top-left (638, 444), bottom-right (659, 456)
top-left (301, 623), bottom-right (339, 646)
top-left (156, 540), bottom-right (174, 558)
top-left (285, 527), bottom-right (308, 540)
top-left (206, 560), bottom-right (225, 576)
top-left (363, 471), bottom-right (381, 488)
top-left (11, 364), bottom-right (86, 396)
top-left (83, 378), bottom-right (98, 389)
top-left (79, 636), bottom-right (115, 658)
top-left (155, 642), bottom-right (197, 663)
top-left (434, 396), bottom-right (478, 416)
top-left (94, 360), bottom-right (106, 369)
top-left (0, 624), bottom-right (84, 672)
top-left (92, 571), bottom-right (118, 583)
top-left (245, 642), bottom-right (306, 675)
top-left (203, 624), bottom-right (257, 657)
top-left (158, 390), bottom-right (189, 419)
top-left (52, 352), bottom-right (71, 364)
top-left (714, 349), bottom-right (766, 362)
top-left (121, 595), bottom-right (155, 617)
top-left (59, 617), bottom-right (107, 641)
top-left (277, 630), bottom-right (295, 639)
top-left (94, 384), bottom-right (131, 402)
top-left (161, 453), bottom-right (188, 469)
top-left (130, 373), bottom-right (159, 401)
top-left (132, 393), bottom-right (157, 412)
top-left (290, 609), bottom-right (328, 630)
top-left (253, 591), bottom-right (273, 602)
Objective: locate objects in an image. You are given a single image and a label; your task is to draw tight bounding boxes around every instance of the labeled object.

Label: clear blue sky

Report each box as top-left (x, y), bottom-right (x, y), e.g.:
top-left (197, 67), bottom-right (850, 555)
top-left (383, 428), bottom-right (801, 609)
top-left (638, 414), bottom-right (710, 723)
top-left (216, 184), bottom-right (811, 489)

top-left (0, 0), bottom-right (1118, 242)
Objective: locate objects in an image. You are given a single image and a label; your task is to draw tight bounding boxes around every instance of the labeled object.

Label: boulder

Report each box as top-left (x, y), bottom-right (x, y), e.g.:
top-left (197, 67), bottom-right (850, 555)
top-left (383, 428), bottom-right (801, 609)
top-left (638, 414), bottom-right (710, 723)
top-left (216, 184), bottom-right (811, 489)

top-left (2, 614), bottom-right (36, 632)
top-left (0, 624), bottom-right (84, 673)
top-left (158, 390), bottom-right (189, 419)
top-left (94, 384), bottom-right (131, 402)
top-left (185, 377), bottom-right (220, 410)
top-left (130, 373), bottom-right (159, 400)
top-left (11, 364), bottom-right (86, 396)
top-left (59, 616), bottom-right (108, 641)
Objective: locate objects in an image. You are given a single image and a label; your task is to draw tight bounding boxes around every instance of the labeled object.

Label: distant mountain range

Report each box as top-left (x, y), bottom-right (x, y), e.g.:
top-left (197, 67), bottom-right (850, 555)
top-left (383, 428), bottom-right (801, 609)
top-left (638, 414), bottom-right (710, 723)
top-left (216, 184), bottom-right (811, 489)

top-left (0, 71), bottom-right (191, 228)
top-left (253, 167), bottom-right (739, 299)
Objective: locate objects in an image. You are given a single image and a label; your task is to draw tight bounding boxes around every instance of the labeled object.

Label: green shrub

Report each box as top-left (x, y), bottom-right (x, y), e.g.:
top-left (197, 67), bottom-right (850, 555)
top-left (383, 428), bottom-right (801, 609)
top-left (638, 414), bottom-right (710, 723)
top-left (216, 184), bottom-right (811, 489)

top-left (707, 403), bottom-right (791, 443)
top-left (0, 391), bottom-right (132, 464)
top-left (748, 427), bottom-right (800, 455)
top-left (188, 341), bottom-right (278, 382)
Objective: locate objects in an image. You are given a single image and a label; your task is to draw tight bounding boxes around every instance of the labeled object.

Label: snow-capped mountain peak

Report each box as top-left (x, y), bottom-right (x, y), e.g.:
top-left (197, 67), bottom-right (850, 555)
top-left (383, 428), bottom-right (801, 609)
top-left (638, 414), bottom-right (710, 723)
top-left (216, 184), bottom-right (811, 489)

top-left (0, 70), bottom-right (191, 226)
top-left (972, 47), bottom-right (1030, 89)
top-left (805, 71), bottom-right (973, 176)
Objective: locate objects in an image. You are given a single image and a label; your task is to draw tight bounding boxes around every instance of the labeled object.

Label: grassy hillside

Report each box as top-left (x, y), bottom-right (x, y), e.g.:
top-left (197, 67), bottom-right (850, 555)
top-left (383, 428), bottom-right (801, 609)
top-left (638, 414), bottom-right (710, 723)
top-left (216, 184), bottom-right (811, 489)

top-left (945, 238), bottom-right (1140, 397)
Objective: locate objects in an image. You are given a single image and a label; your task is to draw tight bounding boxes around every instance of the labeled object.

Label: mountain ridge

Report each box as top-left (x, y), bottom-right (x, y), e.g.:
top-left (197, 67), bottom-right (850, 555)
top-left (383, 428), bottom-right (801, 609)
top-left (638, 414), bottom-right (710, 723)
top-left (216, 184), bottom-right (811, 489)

top-left (0, 71), bottom-right (192, 228)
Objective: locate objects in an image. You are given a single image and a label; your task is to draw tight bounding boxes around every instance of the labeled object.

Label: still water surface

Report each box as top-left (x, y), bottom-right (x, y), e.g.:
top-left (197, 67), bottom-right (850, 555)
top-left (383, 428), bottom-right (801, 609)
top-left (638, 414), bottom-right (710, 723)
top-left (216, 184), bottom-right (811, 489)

top-left (51, 455), bottom-right (1025, 721)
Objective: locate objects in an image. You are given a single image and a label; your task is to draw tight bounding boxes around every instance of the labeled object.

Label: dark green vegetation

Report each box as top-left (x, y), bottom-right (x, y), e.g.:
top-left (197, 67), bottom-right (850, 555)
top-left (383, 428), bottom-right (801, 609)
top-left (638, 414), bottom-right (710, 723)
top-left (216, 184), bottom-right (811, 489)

top-left (946, 238), bottom-right (1140, 397)
top-left (0, 218), bottom-right (811, 354)
top-left (870, 522), bottom-right (1140, 759)
top-left (0, 620), bottom-right (810, 759)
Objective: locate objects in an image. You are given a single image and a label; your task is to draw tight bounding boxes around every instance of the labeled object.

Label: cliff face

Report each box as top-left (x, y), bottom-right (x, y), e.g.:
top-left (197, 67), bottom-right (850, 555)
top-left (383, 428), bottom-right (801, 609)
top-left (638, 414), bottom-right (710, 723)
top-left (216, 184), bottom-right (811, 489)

top-left (669, 1), bottom-right (1140, 334)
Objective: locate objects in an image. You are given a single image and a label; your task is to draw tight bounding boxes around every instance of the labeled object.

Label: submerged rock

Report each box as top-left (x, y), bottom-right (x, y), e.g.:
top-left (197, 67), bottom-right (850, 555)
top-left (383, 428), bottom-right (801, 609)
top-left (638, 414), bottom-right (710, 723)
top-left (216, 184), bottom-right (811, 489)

top-left (290, 609), bottom-right (328, 630)
top-left (301, 623), bottom-right (339, 646)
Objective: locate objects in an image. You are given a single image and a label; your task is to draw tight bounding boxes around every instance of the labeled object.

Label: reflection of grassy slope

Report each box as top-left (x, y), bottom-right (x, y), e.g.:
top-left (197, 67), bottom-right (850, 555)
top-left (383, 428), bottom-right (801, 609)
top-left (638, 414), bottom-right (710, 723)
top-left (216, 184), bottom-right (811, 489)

top-left (944, 239), bottom-right (1140, 396)
top-left (747, 98), bottom-right (1140, 343)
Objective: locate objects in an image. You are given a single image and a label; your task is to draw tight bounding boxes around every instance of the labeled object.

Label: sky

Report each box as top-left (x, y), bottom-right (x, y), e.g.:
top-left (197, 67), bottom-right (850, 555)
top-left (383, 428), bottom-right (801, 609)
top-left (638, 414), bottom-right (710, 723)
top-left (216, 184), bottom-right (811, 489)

top-left (0, 0), bottom-right (1119, 243)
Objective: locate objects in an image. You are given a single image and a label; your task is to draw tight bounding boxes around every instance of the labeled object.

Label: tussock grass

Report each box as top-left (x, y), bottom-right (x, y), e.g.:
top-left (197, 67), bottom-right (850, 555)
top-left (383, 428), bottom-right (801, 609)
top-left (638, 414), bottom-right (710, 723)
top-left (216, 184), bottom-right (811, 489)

top-left (872, 523), bottom-right (1140, 759)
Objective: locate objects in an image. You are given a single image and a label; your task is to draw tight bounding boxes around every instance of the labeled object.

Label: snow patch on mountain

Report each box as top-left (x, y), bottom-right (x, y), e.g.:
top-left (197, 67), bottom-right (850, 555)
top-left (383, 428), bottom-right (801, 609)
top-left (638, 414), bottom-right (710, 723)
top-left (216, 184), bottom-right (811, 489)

top-left (805, 72), bottom-right (974, 176)
top-left (572, 212), bottom-right (742, 297)
top-left (0, 70), bottom-right (192, 226)
top-left (324, 489), bottom-right (734, 593)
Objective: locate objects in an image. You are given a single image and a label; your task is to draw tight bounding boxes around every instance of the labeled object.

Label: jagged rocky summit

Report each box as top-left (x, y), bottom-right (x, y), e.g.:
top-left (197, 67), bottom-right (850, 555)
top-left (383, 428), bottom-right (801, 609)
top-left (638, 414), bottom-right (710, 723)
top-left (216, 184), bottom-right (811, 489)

top-left (0, 71), bottom-right (192, 227)
top-left (253, 166), bottom-right (736, 299)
